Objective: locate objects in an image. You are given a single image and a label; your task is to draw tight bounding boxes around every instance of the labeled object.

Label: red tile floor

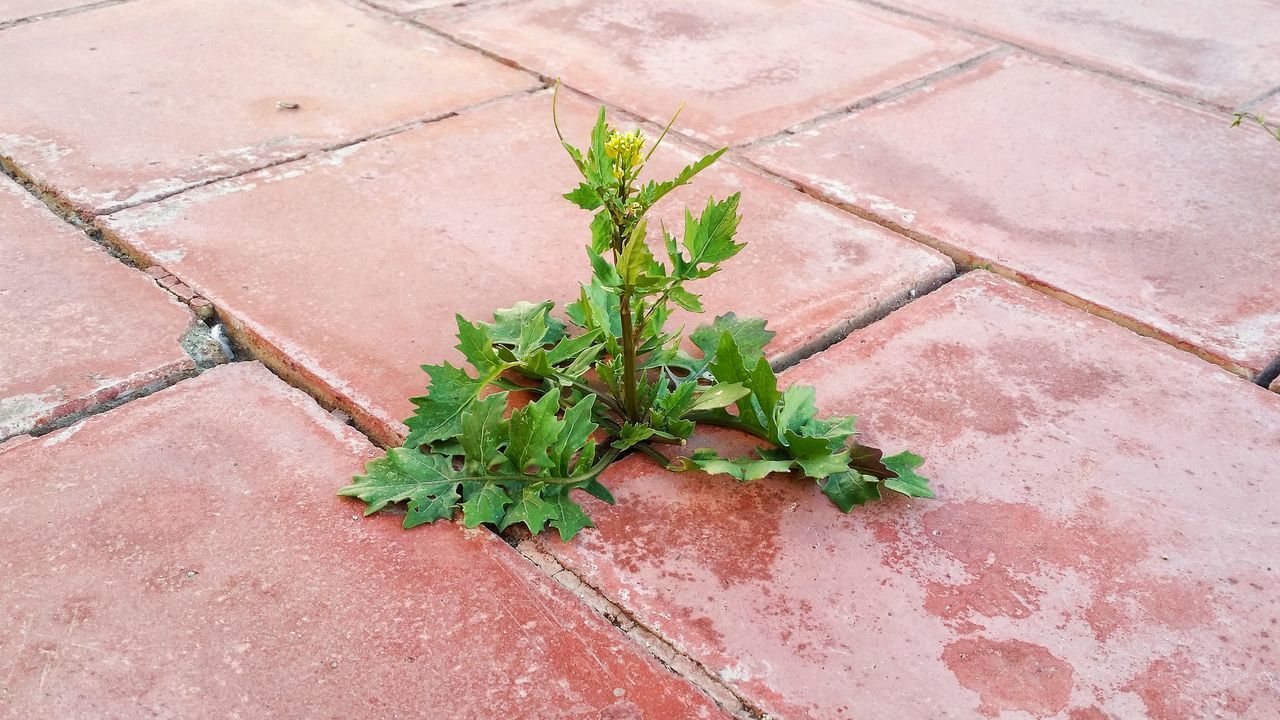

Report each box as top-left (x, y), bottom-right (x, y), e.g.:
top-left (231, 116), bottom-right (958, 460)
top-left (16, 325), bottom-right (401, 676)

top-left (3, 1), bottom-right (1278, 717)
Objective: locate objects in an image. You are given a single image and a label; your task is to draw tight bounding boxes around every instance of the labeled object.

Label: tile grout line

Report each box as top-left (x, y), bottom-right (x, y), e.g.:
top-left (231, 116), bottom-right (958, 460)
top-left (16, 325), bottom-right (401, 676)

top-left (0, 0), bottom-right (137, 32)
top-left (842, 0), bottom-right (1253, 115)
top-left (735, 45), bottom-right (1012, 152)
top-left (774, 175), bottom-right (1273, 383)
top-left (1239, 85), bottom-right (1280, 113)
top-left (0, 84), bottom-right (545, 224)
top-left (511, 539), bottom-right (770, 720)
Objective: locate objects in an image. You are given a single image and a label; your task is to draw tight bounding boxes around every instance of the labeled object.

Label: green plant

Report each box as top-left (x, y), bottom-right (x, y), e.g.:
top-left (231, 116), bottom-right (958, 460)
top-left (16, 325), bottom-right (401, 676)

top-left (1232, 111), bottom-right (1280, 142)
top-left (339, 88), bottom-right (933, 540)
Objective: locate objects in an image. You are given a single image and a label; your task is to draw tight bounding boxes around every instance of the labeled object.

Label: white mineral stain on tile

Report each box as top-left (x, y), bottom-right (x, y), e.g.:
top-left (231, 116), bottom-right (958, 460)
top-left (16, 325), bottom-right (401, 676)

top-left (40, 421), bottom-right (84, 447)
top-left (151, 249), bottom-right (186, 264)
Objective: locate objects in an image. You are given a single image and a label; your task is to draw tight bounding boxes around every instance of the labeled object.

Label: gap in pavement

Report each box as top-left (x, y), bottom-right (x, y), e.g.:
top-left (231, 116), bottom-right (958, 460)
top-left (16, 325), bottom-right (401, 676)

top-left (846, 0), bottom-right (1254, 115)
top-left (734, 44), bottom-right (1012, 153)
top-left (0, 86), bottom-right (542, 221)
top-left (0, 162), bottom-right (227, 443)
top-left (513, 539), bottom-right (771, 720)
top-left (0, 0), bottom-right (135, 32)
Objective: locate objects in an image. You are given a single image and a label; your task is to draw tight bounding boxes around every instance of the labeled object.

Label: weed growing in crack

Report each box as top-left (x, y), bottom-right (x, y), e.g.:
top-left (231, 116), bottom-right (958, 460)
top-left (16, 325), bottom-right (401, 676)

top-left (1232, 111), bottom-right (1280, 143)
top-left (340, 87), bottom-right (933, 540)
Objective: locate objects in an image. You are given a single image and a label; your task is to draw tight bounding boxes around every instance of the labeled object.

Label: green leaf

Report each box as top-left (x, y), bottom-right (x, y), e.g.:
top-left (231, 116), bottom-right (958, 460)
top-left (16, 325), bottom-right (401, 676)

top-left (882, 451), bottom-right (934, 498)
top-left (637, 147), bottom-right (727, 210)
top-left (846, 443), bottom-right (891, 479)
top-left (500, 483), bottom-right (560, 534)
top-left (675, 447), bottom-right (793, 482)
top-left (547, 488), bottom-right (594, 541)
top-left (618, 219), bottom-right (664, 289)
top-left (670, 194), bottom-right (743, 280)
top-left (821, 472), bottom-right (881, 512)
top-left (705, 332), bottom-right (780, 436)
top-left (774, 386), bottom-right (819, 436)
top-left (404, 363), bottom-right (492, 447)
top-left (504, 391), bottom-right (562, 474)
top-left (613, 423), bottom-right (655, 451)
top-left (792, 449), bottom-right (851, 479)
top-left (340, 447), bottom-right (458, 515)
top-left (688, 382), bottom-right (750, 413)
top-left (667, 285), bottom-right (703, 312)
top-left (588, 248), bottom-right (622, 287)
top-left (484, 301), bottom-right (567, 351)
top-left (587, 106), bottom-right (614, 186)
top-left (578, 478), bottom-right (616, 505)
top-left (460, 483), bottom-right (511, 528)
top-left (564, 183), bottom-right (602, 210)
top-left (690, 313), bottom-right (774, 368)
top-left (461, 392), bottom-right (508, 470)
top-left (554, 395), bottom-right (599, 474)
top-left (455, 316), bottom-right (502, 373)
top-left (405, 487), bottom-right (461, 528)
top-left (566, 280), bottom-right (622, 343)
top-left (589, 211), bottom-right (614, 254)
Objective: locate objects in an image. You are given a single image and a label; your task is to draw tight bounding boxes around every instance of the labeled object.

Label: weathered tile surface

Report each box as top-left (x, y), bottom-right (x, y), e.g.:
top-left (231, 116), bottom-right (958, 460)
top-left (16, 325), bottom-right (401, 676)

top-left (0, 0), bottom-right (535, 214)
top-left (99, 90), bottom-right (952, 446)
top-left (749, 53), bottom-right (1280, 378)
top-left (0, 0), bottom-right (93, 24)
top-left (888, 0), bottom-right (1280, 107)
top-left (0, 362), bottom-right (726, 719)
top-left (0, 175), bottom-right (196, 439)
top-left (426, 0), bottom-right (992, 144)
top-left (531, 272), bottom-right (1280, 720)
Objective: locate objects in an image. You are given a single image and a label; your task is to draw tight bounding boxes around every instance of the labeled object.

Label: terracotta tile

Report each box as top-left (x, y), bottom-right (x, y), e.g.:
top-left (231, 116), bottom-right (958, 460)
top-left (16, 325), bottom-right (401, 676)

top-left (425, 0), bottom-right (993, 144)
top-left (0, 0), bottom-right (535, 214)
top-left (99, 90), bottom-right (953, 446)
top-left (889, 0), bottom-right (1280, 107)
top-left (0, 0), bottom-right (91, 24)
top-left (529, 271), bottom-right (1280, 719)
top-left (0, 362), bottom-right (727, 719)
top-left (0, 175), bottom-right (196, 439)
top-left (749, 53), bottom-right (1280, 378)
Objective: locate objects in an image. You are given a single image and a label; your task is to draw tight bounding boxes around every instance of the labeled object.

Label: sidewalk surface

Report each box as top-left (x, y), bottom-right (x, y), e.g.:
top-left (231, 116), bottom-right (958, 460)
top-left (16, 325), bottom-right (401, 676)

top-left (2, 1), bottom-right (1278, 718)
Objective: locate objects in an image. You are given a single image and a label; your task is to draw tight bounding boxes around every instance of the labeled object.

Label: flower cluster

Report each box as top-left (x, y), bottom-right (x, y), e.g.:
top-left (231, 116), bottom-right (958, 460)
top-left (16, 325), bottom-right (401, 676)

top-left (605, 128), bottom-right (645, 179)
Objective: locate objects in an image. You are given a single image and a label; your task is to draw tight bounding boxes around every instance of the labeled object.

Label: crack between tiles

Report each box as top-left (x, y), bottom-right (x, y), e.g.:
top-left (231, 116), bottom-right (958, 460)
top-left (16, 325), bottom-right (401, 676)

top-left (0, 0), bottom-right (136, 32)
top-left (93, 85), bottom-right (542, 218)
top-left (774, 176), bottom-right (1270, 382)
top-left (736, 45), bottom-right (1011, 152)
top-left (508, 539), bottom-right (772, 720)
top-left (842, 0), bottom-right (1250, 117)
top-left (0, 84), bottom-right (540, 226)
top-left (1239, 85), bottom-right (1280, 113)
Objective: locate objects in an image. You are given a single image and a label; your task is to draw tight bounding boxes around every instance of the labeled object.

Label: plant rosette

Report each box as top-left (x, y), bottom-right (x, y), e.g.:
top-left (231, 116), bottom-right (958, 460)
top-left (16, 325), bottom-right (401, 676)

top-left (340, 86), bottom-right (934, 541)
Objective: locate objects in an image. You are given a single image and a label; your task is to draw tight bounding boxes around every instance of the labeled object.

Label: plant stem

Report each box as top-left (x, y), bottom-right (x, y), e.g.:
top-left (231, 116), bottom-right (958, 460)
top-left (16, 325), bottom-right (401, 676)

top-left (619, 286), bottom-right (639, 421)
top-left (686, 411), bottom-right (769, 440)
top-left (632, 442), bottom-right (671, 467)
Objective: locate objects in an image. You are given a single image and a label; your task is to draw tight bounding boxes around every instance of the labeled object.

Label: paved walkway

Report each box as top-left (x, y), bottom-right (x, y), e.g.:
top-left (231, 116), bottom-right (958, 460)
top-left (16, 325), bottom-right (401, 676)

top-left (2, 1), bottom-right (1278, 718)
